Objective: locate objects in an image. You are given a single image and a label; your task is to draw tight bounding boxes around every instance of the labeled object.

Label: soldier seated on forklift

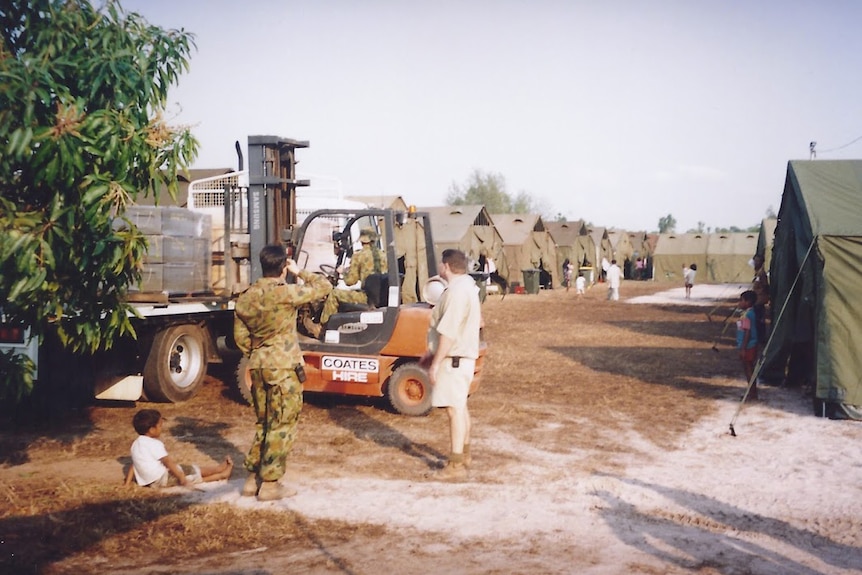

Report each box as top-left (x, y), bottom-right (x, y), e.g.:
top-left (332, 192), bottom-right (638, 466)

top-left (304, 228), bottom-right (388, 338)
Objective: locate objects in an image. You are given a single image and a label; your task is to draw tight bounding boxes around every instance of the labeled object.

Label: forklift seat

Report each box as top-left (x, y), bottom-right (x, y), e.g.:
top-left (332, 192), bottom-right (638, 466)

top-left (363, 273), bottom-right (389, 308)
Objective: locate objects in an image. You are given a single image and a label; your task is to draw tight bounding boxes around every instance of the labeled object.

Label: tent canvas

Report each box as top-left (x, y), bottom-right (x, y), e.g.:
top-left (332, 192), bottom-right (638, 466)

top-left (493, 213), bottom-right (558, 288)
top-left (588, 226), bottom-right (613, 278)
top-left (419, 205), bottom-right (510, 282)
top-left (546, 221), bottom-right (592, 285)
top-left (651, 233), bottom-right (708, 282)
top-left (704, 232), bottom-right (758, 284)
top-left (608, 230), bottom-right (635, 277)
top-left (762, 160), bottom-right (862, 419)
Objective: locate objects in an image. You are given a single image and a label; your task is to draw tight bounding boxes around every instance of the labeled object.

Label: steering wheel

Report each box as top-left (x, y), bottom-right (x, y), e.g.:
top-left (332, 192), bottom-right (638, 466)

top-left (319, 264), bottom-right (339, 283)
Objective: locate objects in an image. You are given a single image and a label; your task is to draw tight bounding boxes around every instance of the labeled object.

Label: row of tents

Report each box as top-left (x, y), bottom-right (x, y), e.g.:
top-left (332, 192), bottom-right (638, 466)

top-left (357, 197), bottom-right (774, 291)
top-left (365, 160), bottom-right (862, 421)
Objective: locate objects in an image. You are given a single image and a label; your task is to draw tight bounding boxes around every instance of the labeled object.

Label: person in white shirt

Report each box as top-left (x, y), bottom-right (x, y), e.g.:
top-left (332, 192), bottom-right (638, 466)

top-left (124, 409), bottom-right (233, 488)
top-left (575, 272), bottom-right (586, 297)
top-left (683, 263), bottom-right (698, 299)
top-left (606, 259), bottom-right (622, 301)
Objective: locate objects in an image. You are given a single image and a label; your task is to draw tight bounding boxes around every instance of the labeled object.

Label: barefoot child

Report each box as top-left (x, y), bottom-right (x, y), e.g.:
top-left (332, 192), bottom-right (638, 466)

top-left (124, 409), bottom-right (233, 488)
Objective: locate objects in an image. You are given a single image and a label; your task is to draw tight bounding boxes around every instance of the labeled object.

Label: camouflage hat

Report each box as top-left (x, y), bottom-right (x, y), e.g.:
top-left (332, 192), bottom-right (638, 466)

top-left (358, 228), bottom-right (377, 243)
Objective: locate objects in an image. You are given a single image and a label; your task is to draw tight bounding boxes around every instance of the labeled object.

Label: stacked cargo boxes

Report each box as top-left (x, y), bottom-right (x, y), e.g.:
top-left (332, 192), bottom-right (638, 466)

top-left (122, 206), bottom-right (212, 295)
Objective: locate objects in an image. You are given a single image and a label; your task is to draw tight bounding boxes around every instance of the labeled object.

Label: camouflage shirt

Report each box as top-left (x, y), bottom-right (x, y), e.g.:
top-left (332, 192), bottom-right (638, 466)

top-left (343, 246), bottom-right (387, 287)
top-left (234, 270), bottom-right (332, 369)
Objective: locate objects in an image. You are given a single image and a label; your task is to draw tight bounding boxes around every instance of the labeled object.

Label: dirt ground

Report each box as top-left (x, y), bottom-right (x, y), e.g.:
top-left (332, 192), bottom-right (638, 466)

top-left (2, 280), bottom-right (861, 575)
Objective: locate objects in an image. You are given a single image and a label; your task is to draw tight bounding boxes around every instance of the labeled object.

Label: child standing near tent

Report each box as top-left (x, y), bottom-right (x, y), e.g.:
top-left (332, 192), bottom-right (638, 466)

top-left (575, 272), bottom-right (586, 297)
top-left (736, 290), bottom-right (760, 400)
top-left (683, 263), bottom-right (697, 299)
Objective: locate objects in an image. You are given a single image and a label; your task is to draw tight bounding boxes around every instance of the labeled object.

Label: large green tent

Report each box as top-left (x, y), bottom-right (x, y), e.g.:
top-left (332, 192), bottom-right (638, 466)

top-left (762, 160), bottom-right (862, 419)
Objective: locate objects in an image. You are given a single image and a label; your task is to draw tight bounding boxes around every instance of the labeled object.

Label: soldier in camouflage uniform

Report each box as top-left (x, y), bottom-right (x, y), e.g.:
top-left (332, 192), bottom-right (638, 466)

top-left (234, 244), bottom-right (332, 501)
top-left (318, 227), bottom-right (388, 325)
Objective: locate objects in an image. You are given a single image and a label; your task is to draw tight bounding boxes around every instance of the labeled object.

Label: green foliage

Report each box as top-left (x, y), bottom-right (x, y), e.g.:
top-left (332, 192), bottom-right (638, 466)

top-left (712, 225), bottom-right (761, 233)
top-left (658, 213), bottom-right (677, 233)
top-left (447, 169), bottom-right (547, 216)
top-left (0, 349), bottom-right (35, 402)
top-left (0, 0), bottom-right (198, 392)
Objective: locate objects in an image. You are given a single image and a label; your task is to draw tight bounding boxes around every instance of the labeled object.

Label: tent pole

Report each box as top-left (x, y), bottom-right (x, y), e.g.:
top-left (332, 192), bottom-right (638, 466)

top-left (728, 237), bottom-right (817, 437)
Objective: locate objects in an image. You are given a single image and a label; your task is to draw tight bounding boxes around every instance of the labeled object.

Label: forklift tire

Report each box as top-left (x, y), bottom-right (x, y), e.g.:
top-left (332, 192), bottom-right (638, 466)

top-left (143, 324), bottom-right (207, 403)
top-left (386, 363), bottom-right (432, 416)
top-left (235, 356), bottom-right (253, 406)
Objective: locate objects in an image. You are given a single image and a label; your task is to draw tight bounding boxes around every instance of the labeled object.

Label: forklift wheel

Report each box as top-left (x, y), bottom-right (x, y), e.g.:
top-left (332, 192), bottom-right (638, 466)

top-left (387, 363), bottom-right (432, 416)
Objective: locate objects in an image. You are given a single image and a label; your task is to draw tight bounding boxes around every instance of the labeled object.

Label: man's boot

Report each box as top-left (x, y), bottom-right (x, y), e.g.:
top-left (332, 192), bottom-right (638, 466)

top-left (435, 453), bottom-right (468, 481)
top-left (462, 444), bottom-right (472, 468)
top-left (257, 480), bottom-right (297, 501)
top-left (241, 473), bottom-right (260, 497)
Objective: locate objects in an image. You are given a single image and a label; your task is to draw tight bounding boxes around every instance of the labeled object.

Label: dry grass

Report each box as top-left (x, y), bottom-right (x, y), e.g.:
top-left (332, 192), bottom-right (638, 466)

top-left (0, 280), bottom-right (744, 574)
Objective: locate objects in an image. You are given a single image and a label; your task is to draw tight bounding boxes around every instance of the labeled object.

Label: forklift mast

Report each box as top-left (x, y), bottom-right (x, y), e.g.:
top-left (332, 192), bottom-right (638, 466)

top-left (246, 135), bottom-right (310, 281)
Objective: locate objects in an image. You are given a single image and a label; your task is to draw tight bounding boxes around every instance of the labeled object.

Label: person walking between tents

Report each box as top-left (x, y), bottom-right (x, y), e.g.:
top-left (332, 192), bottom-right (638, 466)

top-left (606, 259), bottom-right (621, 301)
top-left (683, 263), bottom-right (697, 299)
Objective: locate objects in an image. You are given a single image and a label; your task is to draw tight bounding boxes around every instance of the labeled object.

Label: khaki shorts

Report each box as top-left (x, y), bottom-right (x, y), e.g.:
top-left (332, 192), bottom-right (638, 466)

top-left (151, 464), bottom-right (202, 488)
top-left (431, 358), bottom-right (475, 408)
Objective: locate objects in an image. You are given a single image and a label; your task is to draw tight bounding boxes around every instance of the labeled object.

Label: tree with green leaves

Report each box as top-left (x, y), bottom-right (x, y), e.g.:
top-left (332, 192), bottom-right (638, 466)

top-left (447, 169), bottom-right (548, 216)
top-left (0, 0), bottom-right (197, 400)
top-left (658, 213), bottom-right (677, 233)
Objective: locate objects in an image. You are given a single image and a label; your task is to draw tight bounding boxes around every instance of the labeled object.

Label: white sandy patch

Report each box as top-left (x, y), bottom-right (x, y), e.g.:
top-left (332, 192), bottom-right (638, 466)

top-left (187, 385), bottom-right (862, 573)
top-left (628, 283), bottom-right (750, 306)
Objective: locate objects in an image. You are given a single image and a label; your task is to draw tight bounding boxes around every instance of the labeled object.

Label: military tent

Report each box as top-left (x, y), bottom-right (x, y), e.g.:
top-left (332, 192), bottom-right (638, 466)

top-left (493, 214), bottom-right (558, 289)
top-left (761, 160), bottom-right (862, 419)
top-left (588, 226), bottom-right (613, 278)
top-left (704, 232), bottom-right (758, 283)
top-left (628, 231), bottom-right (651, 280)
top-left (608, 229), bottom-right (635, 278)
top-left (419, 205), bottom-right (510, 284)
top-left (651, 233), bottom-right (708, 282)
top-left (546, 220), bottom-right (594, 283)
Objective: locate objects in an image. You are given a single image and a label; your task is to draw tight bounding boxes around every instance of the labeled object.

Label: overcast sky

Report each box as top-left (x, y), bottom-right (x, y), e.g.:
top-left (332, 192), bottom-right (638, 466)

top-left (122, 0), bottom-right (862, 232)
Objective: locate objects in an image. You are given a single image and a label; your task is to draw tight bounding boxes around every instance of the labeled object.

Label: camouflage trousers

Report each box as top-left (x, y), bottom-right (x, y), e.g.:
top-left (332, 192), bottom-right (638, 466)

top-left (244, 368), bottom-right (303, 481)
top-left (320, 288), bottom-right (368, 324)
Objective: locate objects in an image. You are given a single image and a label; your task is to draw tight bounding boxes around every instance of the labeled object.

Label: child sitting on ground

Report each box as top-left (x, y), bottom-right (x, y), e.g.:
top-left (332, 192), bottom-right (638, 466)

top-left (124, 408), bottom-right (233, 488)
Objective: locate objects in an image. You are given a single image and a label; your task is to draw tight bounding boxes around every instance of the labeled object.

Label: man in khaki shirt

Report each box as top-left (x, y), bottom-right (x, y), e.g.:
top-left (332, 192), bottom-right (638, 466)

top-left (421, 249), bottom-right (481, 480)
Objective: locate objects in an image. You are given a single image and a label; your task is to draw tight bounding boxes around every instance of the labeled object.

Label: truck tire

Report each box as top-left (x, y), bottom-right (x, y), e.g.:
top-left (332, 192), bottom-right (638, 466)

top-left (386, 363), bottom-right (432, 416)
top-left (143, 324), bottom-right (207, 403)
top-left (235, 356), bottom-right (253, 405)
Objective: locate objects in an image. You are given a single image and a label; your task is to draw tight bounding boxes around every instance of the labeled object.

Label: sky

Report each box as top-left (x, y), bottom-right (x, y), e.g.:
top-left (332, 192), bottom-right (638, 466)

top-left (121, 0), bottom-right (862, 233)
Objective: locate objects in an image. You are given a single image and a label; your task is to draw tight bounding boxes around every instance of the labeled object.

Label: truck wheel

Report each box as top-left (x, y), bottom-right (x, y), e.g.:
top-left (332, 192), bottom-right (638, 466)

top-left (386, 363), bottom-right (432, 416)
top-left (235, 356), bottom-right (253, 405)
top-left (143, 324), bottom-right (207, 403)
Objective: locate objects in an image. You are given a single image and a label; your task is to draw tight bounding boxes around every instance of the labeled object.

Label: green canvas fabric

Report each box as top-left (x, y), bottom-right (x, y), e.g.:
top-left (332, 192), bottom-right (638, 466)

top-left (763, 160), bottom-right (862, 416)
